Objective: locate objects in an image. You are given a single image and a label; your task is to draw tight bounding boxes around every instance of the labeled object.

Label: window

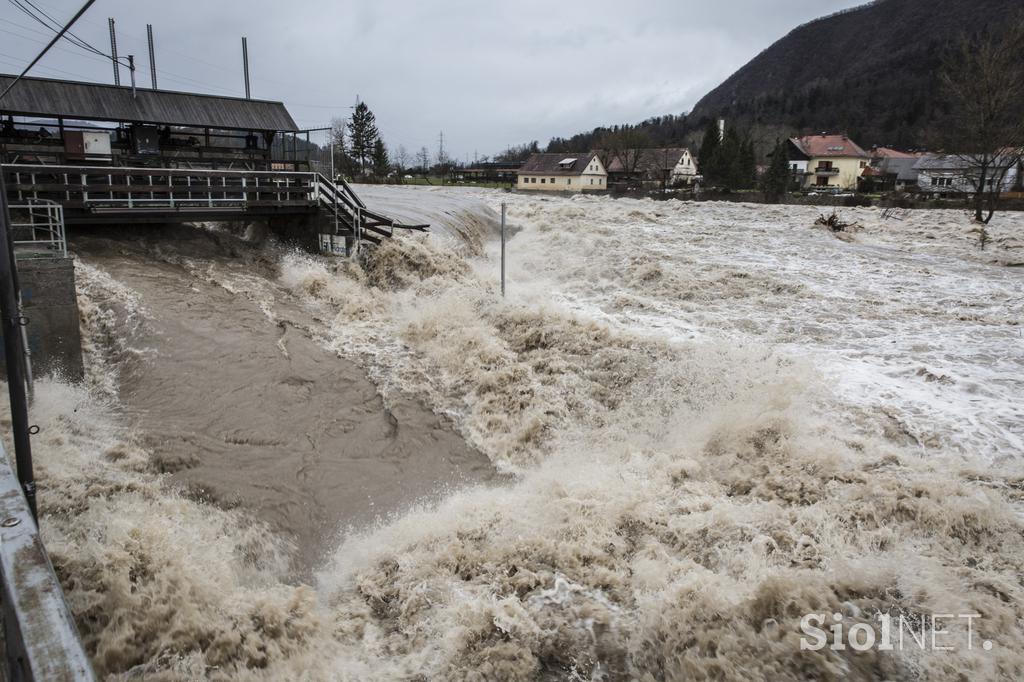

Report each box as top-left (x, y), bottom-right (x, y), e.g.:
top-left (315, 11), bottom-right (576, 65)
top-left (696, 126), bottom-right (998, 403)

top-left (860, 161), bottom-right (867, 168)
top-left (550, 178), bottom-right (555, 184)
top-left (567, 178), bottom-right (571, 185)
top-left (531, 177), bottom-right (537, 183)
top-left (541, 178), bottom-right (546, 184)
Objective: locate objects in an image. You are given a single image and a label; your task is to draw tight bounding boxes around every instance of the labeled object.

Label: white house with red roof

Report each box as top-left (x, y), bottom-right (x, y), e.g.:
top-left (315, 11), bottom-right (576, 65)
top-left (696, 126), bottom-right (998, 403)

top-left (786, 134), bottom-right (870, 190)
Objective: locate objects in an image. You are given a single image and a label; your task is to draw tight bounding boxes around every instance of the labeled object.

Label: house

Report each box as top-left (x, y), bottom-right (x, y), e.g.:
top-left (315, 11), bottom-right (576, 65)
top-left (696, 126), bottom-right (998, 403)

top-left (605, 147), bottom-right (698, 187)
top-left (914, 153), bottom-right (1021, 198)
top-left (787, 134), bottom-right (870, 190)
top-left (861, 147), bottom-right (925, 192)
top-left (517, 152), bottom-right (607, 191)
top-left (450, 161), bottom-right (522, 184)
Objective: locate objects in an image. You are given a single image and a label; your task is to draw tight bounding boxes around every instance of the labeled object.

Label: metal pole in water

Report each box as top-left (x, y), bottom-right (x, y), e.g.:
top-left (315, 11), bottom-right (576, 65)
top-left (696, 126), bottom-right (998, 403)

top-left (500, 202), bottom-right (506, 297)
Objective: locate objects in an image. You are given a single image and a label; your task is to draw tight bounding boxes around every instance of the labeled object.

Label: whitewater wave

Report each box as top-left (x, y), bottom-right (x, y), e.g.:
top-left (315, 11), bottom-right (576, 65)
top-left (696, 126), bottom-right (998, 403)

top-left (14, 187), bottom-right (1024, 679)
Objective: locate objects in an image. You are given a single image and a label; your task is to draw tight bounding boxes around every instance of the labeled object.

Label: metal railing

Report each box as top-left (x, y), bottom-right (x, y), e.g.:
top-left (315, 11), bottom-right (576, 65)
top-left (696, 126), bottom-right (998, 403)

top-left (0, 445), bottom-right (95, 681)
top-left (813, 166), bottom-right (840, 176)
top-left (7, 199), bottom-right (66, 259)
top-left (2, 164), bottom-right (320, 212)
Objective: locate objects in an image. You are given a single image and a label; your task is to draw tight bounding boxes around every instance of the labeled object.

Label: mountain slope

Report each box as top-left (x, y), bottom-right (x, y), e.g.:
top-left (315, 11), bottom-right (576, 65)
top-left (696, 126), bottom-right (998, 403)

top-left (689, 0), bottom-right (1022, 148)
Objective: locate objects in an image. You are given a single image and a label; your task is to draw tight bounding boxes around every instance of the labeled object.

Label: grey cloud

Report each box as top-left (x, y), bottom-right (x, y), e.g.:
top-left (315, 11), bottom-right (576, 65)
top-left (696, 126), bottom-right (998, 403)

top-left (1, 0), bottom-right (865, 158)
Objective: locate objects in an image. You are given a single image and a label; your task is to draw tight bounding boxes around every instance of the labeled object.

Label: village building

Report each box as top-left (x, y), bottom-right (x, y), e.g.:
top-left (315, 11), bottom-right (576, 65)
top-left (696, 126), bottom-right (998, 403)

top-left (605, 147), bottom-right (698, 188)
top-left (913, 153), bottom-right (1022, 198)
top-left (451, 161), bottom-right (522, 184)
top-left (860, 147), bottom-right (925, 192)
top-left (786, 134), bottom-right (870, 190)
top-left (0, 73), bottom-right (298, 171)
top-left (517, 152), bottom-right (607, 191)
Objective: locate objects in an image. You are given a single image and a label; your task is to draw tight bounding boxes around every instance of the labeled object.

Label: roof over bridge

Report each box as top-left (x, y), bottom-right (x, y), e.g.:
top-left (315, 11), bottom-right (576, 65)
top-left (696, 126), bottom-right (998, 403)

top-left (0, 74), bottom-right (298, 132)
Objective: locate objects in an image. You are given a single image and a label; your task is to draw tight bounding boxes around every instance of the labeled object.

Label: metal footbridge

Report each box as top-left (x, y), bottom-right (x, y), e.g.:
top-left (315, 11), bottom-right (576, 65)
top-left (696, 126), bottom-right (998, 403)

top-left (1, 164), bottom-right (427, 253)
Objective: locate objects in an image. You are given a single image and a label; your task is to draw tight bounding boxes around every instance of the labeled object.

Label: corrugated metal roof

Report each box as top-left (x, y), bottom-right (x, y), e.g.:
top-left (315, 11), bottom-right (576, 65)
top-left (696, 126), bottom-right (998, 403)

top-left (0, 74), bottom-right (297, 131)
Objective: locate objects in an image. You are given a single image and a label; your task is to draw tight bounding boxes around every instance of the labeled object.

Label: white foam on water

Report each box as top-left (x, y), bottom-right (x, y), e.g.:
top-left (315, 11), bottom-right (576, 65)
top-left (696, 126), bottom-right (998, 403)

top-left (20, 187), bottom-right (1024, 679)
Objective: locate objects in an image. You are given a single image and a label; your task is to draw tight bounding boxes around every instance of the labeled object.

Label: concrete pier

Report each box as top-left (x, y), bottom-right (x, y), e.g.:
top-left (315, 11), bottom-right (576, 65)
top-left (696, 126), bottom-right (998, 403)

top-left (0, 258), bottom-right (83, 381)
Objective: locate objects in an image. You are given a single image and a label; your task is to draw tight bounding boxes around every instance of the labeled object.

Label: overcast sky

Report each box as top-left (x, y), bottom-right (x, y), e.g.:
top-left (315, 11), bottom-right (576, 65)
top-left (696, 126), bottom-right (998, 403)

top-left (0, 0), bottom-right (866, 159)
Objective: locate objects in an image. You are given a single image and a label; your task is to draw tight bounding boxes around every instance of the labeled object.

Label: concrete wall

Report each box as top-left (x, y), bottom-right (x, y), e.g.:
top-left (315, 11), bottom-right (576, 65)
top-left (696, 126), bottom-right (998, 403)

top-left (0, 258), bottom-right (83, 381)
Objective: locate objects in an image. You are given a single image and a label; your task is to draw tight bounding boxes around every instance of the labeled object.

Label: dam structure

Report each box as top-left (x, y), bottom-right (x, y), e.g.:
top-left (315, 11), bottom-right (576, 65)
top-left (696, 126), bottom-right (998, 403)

top-left (0, 73), bottom-right (425, 253)
top-left (0, 74), bottom-right (428, 678)
top-left (0, 73), bottom-right (425, 378)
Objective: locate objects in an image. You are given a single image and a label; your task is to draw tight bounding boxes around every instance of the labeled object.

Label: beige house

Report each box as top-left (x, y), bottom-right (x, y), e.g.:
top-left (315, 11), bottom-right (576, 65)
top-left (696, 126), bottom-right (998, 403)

top-left (787, 134), bottom-right (869, 190)
top-left (517, 152), bottom-right (607, 191)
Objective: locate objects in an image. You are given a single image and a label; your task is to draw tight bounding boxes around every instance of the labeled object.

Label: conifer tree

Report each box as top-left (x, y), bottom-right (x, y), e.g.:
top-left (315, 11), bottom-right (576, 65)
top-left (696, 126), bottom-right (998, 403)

top-left (371, 138), bottom-right (390, 180)
top-left (760, 139), bottom-right (792, 203)
top-left (697, 119), bottom-right (721, 184)
top-left (740, 138), bottom-right (758, 189)
top-left (347, 102), bottom-right (380, 177)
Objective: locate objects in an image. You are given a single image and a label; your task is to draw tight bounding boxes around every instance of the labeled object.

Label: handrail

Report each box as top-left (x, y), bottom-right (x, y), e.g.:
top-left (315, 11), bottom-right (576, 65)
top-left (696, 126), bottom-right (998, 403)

top-left (8, 199), bottom-right (67, 259)
top-left (2, 163), bottom-right (318, 180)
top-left (0, 445), bottom-right (96, 681)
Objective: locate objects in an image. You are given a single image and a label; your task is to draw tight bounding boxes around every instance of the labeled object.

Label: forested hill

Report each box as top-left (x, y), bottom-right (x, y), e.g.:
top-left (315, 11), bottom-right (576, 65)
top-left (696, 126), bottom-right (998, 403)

top-left (688, 0), bottom-right (1022, 148)
top-left (536, 0), bottom-right (1021, 157)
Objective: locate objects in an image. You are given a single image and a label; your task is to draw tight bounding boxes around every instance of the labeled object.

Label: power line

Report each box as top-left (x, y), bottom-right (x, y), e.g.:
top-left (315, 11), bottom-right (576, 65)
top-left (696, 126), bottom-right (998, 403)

top-left (6, 0), bottom-right (109, 61)
top-left (0, 0), bottom-right (96, 101)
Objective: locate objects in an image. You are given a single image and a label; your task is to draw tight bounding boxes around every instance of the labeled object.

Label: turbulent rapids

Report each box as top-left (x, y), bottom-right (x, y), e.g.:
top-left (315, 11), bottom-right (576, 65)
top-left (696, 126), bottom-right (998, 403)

top-left (12, 187), bottom-right (1024, 680)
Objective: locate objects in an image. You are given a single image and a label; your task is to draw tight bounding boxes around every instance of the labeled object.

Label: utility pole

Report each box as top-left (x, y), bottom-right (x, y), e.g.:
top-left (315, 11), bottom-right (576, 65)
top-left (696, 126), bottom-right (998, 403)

top-left (242, 37), bottom-right (251, 99)
top-left (127, 55), bottom-right (136, 99)
top-left (108, 18), bottom-right (120, 85)
top-left (146, 24), bottom-right (157, 89)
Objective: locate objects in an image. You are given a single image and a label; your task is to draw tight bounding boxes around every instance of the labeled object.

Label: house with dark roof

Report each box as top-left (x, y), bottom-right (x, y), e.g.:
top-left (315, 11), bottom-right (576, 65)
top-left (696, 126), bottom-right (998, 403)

top-left (862, 147), bottom-right (926, 192)
top-left (913, 153), bottom-right (1022, 198)
top-left (516, 152), bottom-right (606, 192)
top-left (786, 134), bottom-right (870, 190)
top-left (605, 147), bottom-right (698, 187)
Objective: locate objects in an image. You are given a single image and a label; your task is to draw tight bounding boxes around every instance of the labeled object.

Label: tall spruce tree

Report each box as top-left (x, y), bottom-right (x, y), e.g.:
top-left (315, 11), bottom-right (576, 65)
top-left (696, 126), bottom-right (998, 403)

top-left (347, 102), bottom-right (380, 177)
top-left (760, 139), bottom-right (791, 203)
top-left (697, 119), bottom-right (721, 184)
top-left (740, 138), bottom-right (757, 189)
top-left (719, 126), bottom-right (744, 189)
top-left (371, 138), bottom-right (390, 180)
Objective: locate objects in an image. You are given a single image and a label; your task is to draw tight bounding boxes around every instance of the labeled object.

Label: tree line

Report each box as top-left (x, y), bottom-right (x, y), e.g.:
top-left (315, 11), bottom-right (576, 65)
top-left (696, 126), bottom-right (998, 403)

top-left (330, 103), bottom-right (461, 182)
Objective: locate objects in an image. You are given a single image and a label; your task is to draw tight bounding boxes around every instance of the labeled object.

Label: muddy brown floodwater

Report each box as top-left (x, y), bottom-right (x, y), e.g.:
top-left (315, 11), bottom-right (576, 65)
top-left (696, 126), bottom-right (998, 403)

top-left (73, 225), bottom-right (497, 577)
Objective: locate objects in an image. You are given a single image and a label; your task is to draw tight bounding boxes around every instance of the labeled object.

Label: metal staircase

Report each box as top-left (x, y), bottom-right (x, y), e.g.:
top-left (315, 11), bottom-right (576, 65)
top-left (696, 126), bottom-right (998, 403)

top-left (313, 173), bottom-right (427, 252)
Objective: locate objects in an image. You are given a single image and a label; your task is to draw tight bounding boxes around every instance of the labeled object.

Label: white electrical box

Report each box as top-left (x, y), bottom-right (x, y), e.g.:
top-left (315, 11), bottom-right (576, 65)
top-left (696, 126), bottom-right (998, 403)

top-left (82, 131), bottom-right (112, 159)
